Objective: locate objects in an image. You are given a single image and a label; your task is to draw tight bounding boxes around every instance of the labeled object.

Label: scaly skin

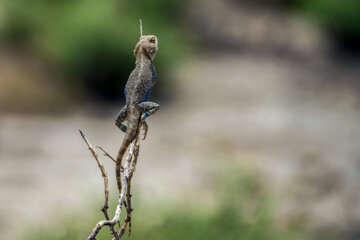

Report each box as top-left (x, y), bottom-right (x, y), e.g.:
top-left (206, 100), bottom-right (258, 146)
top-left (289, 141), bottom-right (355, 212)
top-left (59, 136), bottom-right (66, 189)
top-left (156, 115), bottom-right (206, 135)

top-left (115, 35), bottom-right (160, 193)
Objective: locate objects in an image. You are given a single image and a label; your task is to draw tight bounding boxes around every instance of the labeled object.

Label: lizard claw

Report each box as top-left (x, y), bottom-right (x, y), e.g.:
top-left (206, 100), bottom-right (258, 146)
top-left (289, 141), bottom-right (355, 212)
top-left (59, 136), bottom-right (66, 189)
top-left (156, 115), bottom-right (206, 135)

top-left (142, 127), bottom-right (148, 140)
top-left (141, 119), bottom-right (148, 140)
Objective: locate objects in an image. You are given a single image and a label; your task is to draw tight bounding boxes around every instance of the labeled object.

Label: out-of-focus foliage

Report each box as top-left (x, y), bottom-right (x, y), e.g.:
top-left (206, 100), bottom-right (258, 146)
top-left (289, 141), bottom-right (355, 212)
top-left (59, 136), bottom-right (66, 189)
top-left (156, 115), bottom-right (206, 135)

top-left (25, 170), bottom-right (304, 240)
top-left (299, 0), bottom-right (360, 51)
top-left (0, 0), bottom-right (189, 100)
top-left (134, 172), bottom-right (299, 240)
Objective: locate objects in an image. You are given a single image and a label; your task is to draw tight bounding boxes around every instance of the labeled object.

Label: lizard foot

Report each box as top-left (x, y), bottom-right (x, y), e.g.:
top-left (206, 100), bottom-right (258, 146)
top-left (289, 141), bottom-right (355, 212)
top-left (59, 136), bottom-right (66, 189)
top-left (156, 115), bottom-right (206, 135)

top-left (115, 106), bottom-right (128, 133)
top-left (138, 101), bottom-right (160, 140)
top-left (141, 122), bottom-right (148, 140)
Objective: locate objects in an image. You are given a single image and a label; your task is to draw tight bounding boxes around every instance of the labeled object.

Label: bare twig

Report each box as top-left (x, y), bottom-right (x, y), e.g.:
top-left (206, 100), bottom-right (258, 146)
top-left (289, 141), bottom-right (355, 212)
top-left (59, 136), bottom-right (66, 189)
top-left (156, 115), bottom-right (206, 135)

top-left (126, 132), bottom-right (141, 236)
top-left (140, 19), bottom-right (143, 37)
top-left (79, 130), bottom-right (119, 240)
top-left (97, 146), bottom-right (116, 164)
top-left (86, 124), bottom-right (141, 240)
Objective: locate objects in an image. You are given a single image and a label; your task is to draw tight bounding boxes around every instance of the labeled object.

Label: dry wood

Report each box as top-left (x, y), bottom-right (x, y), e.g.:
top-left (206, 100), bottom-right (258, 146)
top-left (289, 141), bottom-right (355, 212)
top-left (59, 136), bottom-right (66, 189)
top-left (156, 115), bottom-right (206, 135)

top-left (79, 130), bottom-right (119, 240)
top-left (140, 19), bottom-right (143, 37)
top-left (80, 124), bottom-right (141, 240)
top-left (97, 146), bottom-right (116, 163)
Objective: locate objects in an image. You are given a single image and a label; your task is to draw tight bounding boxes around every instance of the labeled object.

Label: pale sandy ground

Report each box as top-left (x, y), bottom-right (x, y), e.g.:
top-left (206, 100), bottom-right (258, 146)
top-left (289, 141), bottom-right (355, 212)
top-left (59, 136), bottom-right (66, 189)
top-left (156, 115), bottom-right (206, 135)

top-left (1, 53), bottom-right (360, 239)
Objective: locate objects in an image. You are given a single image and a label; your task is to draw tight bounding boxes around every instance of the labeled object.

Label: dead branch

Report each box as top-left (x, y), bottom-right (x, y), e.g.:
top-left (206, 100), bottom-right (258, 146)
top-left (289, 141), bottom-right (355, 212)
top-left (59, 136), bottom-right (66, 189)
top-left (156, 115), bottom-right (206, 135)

top-left (97, 146), bottom-right (116, 164)
top-left (140, 19), bottom-right (143, 37)
top-left (126, 132), bottom-right (141, 236)
top-left (83, 124), bottom-right (141, 240)
top-left (79, 130), bottom-right (119, 240)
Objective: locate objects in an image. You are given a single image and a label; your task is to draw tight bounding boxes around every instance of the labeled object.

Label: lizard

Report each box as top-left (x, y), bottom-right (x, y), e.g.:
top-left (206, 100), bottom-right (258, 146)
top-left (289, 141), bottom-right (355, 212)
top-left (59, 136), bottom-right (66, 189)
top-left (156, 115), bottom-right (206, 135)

top-left (115, 34), bottom-right (160, 194)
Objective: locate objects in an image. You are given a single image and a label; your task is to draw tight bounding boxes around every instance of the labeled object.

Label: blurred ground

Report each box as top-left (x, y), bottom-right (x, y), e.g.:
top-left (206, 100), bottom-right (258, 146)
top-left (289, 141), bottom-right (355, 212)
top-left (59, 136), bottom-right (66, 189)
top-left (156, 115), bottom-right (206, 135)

top-left (1, 1), bottom-right (360, 240)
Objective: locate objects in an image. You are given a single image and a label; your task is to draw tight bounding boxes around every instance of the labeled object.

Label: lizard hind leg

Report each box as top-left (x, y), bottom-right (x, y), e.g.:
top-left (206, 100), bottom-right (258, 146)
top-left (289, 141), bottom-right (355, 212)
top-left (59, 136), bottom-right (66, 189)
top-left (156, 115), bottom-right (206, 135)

top-left (138, 102), bottom-right (160, 140)
top-left (115, 106), bottom-right (128, 133)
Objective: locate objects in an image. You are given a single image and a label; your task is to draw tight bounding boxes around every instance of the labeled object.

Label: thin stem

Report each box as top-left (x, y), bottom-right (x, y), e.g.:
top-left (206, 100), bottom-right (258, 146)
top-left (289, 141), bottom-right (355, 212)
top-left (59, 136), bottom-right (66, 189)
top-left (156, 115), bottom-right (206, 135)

top-left (140, 19), bottom-right (143, 37)
top-left (97, 146), bottom-right (116, 163)
top-left (84, 123), bottom-right (142, 240)
top-left (79, 130), bottom-right (119, 240)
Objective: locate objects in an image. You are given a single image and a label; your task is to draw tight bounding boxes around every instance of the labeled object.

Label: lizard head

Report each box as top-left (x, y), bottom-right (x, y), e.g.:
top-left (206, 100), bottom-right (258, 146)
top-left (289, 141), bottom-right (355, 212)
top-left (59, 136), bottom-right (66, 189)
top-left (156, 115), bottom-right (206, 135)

top-left (134, 35), bottom-right (158, 61)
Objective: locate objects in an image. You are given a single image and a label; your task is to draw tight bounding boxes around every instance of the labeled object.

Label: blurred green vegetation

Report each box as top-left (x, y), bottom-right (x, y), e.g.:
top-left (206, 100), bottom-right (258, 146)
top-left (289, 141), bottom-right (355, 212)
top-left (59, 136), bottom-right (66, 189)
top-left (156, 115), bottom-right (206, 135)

top-left (1, 0), bottom-right (359, 111)
top-left (24, 170), bottom-right (305, 240)
top-left (299, 0), bottom-right (360, 51)
top-left (0, 0), bottom-right (190, 101)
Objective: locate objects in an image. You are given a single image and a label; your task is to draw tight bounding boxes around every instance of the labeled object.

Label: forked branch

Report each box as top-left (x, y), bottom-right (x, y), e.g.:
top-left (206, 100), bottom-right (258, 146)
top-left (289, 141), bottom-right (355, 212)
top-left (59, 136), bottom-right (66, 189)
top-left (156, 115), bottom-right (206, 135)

top-left (80, 125), bottom-right (141, 240)
top-left (79, 130), bottom-right (119, 240)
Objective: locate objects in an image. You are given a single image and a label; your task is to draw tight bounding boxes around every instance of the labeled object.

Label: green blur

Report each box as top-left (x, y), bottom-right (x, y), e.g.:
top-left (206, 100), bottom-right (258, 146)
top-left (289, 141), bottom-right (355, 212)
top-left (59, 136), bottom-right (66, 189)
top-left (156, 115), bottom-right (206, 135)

top-left (25, 170), bottom-right (306, 240)
top-left (0, 0), bottom-right (190, 100)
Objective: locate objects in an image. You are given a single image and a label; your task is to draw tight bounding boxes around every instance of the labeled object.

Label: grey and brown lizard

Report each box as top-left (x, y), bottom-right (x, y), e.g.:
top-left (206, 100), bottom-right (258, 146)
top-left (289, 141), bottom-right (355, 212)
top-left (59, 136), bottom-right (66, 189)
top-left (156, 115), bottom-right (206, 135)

top-left (115, 34), bottom-right (160, 193)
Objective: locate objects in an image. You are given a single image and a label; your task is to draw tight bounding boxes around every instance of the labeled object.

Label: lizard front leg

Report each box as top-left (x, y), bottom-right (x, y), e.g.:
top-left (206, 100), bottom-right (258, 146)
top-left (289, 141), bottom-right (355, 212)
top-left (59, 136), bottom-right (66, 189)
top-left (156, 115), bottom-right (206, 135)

top-left (115, 106), bottom-right (128, 133)
top-left (138, 102), bottom-right (160, 140)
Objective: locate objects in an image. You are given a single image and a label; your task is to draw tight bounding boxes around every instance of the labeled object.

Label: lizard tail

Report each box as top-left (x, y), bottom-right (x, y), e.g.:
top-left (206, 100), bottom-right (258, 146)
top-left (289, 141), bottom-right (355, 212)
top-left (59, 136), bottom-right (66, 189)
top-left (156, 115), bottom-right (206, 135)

top-left (116, 112), bottom-right (140, 194)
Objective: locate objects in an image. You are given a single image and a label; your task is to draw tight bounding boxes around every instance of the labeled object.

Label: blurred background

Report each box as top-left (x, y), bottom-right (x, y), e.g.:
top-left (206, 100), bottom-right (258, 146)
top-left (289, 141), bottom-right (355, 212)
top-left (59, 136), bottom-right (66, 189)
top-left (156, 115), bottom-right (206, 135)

top-left (1, 0), bottom-right (360, 239)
